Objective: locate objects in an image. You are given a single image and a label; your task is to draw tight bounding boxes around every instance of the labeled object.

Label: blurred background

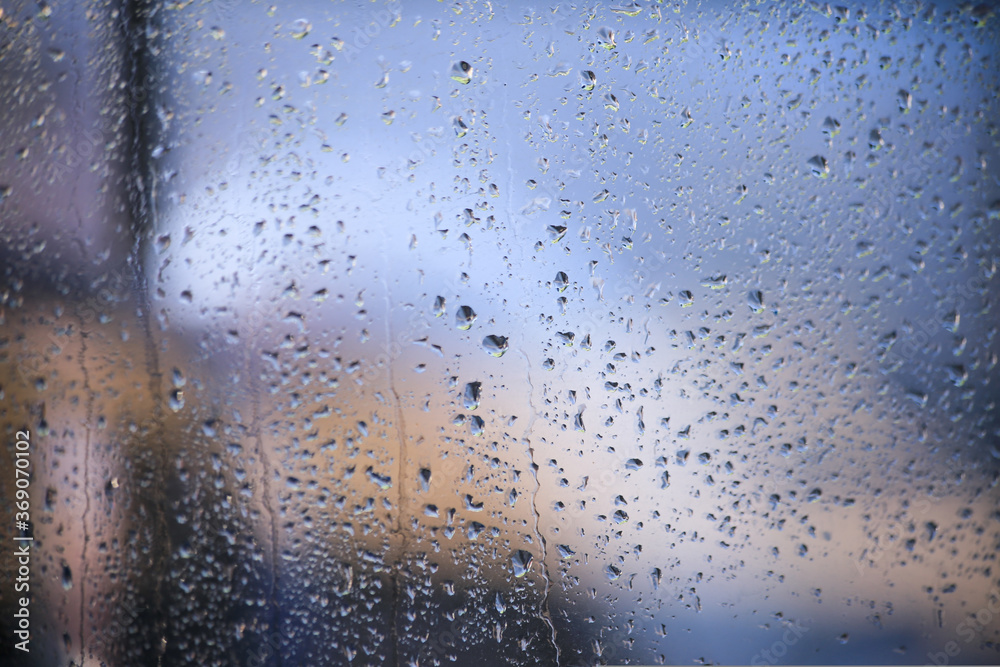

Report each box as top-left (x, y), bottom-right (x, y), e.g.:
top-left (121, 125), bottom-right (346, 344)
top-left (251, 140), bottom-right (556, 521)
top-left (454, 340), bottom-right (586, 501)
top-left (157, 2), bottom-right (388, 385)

top-left (1, 0), bottom-right (999, 665)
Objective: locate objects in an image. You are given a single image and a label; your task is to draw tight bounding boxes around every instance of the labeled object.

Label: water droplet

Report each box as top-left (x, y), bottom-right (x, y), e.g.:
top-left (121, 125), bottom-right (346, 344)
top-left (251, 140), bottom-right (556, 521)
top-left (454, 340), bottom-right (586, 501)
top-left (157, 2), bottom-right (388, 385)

top-left (450, 60), bottom-right (473, 84)
top-left (467, 521), bottom-right (485, 540)
top-left (898, 89), bottom-right (912, 112)
top-left (702, 275), bottom-right (727, 290)
top-left (511, 550), bottom-right (533, 577)
top-left (945, 365), bottom-right (967, 387)
top-left (557, 544), bottom-right (575, 559)
top-left (942, 310), bottom-right (960, 333)
top-left (289, 18), bottom-right (311, 39)
top-left (482, 335), bottom-right (508, 357)
top-left (808, 155), bottom-right (829, 178)
top-left (365, 467), bottom-right (392, 490)
top-left (611, 1), bottom-right (643, 17)
top-left (463, 381), bottom-right (481, 410)
top-left (455, 305), bottom-right (477, 330)
top-left (597, 27), bottom-right (616, 49)
top-left (868, 128), bottom-right (884, 150)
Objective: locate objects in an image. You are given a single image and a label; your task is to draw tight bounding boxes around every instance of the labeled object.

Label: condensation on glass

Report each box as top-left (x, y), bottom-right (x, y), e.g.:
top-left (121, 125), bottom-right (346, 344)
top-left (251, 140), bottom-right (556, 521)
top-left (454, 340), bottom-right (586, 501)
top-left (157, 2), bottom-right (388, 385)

top-left (1, 1), bottom-right (998, 666)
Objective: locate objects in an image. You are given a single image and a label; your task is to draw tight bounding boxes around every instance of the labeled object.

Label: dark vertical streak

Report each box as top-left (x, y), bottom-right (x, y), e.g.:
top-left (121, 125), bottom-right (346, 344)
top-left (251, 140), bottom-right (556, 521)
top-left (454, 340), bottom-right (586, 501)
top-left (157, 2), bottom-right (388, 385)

top-left (78, 320), bottom-right (91, 665)
top-left (120, 0), bottom-right (169, 662)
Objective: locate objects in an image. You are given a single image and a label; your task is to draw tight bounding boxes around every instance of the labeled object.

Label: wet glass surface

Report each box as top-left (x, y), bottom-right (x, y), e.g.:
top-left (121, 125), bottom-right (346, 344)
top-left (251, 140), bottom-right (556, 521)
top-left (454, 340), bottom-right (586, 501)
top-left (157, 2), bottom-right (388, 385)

top-left (1, 1), bottom-right (999, 665)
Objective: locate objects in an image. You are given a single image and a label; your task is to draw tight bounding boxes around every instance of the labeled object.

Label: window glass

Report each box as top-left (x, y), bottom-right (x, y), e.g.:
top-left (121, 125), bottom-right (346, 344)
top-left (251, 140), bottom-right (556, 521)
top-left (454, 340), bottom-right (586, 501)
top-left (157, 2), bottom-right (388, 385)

top-left (1, 1), bottom-right (998, 665)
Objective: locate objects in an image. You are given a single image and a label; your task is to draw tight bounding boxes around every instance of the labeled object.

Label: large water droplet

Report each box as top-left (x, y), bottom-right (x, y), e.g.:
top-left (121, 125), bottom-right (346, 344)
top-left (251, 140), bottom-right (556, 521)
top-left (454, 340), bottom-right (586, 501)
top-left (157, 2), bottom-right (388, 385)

top-left (450, 60), bottom-right (473, 84)
top-left (455, 305), bottom-right (477, 330)
top-left (511, 550), bottom-right (533, 577)
top-left (482, 335), bottom-right (508, 357)
top-left (808, 155), bottom-right (829, 178)
top-left (463, 381), bottom-right (481, 410)
top-left (597, 27), bottom-right (616, 49)
top-left (169, 389), bottom-right (184, 412)
top-left (289, 18), bottom-right (311, 39)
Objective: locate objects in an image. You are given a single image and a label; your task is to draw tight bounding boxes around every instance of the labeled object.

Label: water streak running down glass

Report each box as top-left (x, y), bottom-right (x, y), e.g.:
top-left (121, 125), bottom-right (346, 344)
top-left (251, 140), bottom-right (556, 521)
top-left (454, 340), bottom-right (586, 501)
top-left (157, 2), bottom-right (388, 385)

top-left (0, 1), bottom-right (998, 665)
